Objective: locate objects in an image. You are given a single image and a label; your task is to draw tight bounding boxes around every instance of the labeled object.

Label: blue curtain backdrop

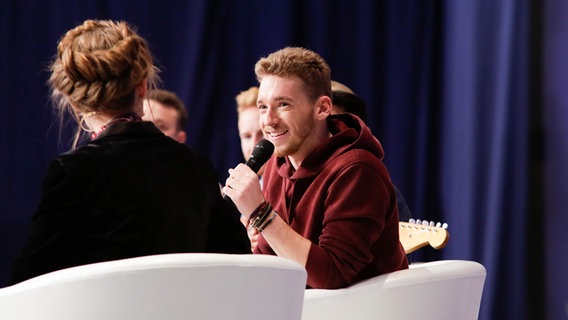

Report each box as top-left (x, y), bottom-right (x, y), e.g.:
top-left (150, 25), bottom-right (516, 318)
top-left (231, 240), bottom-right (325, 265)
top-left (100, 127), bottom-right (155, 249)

top-left (0, 1), bottom-right (565, 319)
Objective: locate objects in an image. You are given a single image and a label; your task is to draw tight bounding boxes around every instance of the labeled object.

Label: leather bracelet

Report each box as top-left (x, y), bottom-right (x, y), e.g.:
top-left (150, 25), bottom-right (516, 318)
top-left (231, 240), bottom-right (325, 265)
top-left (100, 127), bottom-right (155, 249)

top-left (256, 210), bottom-right (277, 233)
top-left (251, 203), bottom-right (273, 230)
top-left (249, 200), bottom-right (269, 221)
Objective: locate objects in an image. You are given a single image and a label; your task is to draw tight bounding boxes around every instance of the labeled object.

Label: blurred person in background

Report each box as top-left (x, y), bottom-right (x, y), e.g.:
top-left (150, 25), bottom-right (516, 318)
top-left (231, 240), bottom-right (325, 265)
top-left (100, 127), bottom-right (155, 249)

top-left (142, 89), bottom-right (187, 143)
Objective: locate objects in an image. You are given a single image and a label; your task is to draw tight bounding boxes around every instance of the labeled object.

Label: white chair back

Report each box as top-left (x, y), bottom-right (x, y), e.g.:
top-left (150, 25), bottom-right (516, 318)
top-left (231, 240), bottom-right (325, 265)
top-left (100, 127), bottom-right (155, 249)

top-left (302, 260), bottom-right (486, 320)
top-left (0, 253), bottom-right (307, 320)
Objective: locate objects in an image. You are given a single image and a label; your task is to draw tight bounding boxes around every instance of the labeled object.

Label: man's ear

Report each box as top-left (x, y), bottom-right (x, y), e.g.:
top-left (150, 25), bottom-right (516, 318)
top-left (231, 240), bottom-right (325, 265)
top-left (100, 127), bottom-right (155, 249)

top-left (176, 130), bottom-right (187, 144)
top-left (315, 96), bottom-right (332, 120)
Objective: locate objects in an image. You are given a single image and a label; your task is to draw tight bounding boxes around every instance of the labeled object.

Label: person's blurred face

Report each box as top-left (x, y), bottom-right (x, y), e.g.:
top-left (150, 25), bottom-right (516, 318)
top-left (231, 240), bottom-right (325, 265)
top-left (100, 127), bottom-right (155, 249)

top-left (143, 99), bottom-right (186, 143)
top-left (238, 106), bottom-right (265, 176)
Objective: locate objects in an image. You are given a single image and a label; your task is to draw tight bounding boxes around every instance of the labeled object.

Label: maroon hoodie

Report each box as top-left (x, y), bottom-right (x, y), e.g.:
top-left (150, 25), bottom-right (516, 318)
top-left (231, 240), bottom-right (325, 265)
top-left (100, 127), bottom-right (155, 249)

top-left (256, 113), bottom-right (408, 289)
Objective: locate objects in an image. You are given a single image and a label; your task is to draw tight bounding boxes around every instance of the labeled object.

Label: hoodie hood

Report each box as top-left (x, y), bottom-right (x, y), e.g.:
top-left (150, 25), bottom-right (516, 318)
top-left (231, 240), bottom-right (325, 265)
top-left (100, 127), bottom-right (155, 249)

top-left (275, 113), bottom-right (385, 179)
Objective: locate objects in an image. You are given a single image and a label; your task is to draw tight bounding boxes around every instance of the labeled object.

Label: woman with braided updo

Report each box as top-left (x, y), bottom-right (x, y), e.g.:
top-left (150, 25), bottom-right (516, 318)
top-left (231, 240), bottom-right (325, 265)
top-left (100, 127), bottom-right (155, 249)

top-left (8, 20), bottom-right (250, 285)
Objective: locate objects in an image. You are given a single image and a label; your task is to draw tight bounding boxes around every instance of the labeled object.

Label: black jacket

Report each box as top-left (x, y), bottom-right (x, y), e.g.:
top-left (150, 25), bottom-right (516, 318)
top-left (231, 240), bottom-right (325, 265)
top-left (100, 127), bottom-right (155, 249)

top-left (8, 121), bottom-right (250, 285)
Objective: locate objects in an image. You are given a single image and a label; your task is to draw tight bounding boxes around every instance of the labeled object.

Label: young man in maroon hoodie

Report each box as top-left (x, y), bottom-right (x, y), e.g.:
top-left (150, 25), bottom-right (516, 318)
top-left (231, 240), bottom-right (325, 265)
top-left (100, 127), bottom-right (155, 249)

top-left (223, 47), bottom-right (408, 289)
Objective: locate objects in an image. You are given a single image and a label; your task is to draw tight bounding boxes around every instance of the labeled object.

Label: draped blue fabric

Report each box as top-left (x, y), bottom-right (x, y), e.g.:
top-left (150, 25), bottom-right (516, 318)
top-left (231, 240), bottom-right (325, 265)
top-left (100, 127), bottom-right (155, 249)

top-left (0, 1), bottom-right (565, 319)
top-left (544, 1), bottom-right (568, 319)
top-left (437, 2), bottom-right (531, 319)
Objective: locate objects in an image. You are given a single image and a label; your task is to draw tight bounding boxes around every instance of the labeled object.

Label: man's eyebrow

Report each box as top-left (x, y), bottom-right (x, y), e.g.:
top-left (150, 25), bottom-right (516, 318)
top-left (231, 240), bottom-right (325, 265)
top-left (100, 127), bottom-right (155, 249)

top-left (257, 96), bottom-right (292, 104)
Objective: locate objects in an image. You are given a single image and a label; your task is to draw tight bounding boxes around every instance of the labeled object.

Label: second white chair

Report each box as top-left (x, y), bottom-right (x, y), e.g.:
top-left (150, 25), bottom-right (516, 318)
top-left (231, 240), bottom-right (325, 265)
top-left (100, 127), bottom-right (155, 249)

top-left (302, 260), bottom-right (486, 320)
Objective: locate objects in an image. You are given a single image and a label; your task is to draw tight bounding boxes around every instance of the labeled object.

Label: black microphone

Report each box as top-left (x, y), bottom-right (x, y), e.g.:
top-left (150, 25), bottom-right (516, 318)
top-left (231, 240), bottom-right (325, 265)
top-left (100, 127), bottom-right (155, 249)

top-left (224, 139), bottom-right (274, 202)
top-left (244, 139), bottom-right (275, 172)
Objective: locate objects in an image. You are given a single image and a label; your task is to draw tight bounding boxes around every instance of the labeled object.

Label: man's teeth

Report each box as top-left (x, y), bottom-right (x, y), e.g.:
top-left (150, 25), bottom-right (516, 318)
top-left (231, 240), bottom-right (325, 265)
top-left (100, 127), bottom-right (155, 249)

top-left (269, 131), bottom-right (286, 137)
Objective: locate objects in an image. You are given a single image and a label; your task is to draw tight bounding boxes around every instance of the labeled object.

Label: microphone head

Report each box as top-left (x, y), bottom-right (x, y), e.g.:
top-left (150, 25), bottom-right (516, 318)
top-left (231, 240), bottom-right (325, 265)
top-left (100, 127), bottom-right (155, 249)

top-left (246, 139), bottom-right (275, 172)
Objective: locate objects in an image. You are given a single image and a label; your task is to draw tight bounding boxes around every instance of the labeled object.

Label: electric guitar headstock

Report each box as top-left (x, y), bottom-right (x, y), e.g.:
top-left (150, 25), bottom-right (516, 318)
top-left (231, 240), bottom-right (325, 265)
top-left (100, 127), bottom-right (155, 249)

top-left (399, 219), bottom-right (450, 254)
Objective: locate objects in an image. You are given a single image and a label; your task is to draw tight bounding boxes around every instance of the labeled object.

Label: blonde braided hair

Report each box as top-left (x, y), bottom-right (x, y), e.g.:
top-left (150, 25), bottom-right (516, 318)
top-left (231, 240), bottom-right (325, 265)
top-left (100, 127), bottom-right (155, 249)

top-left (48, 20), bottom-right (159, 146)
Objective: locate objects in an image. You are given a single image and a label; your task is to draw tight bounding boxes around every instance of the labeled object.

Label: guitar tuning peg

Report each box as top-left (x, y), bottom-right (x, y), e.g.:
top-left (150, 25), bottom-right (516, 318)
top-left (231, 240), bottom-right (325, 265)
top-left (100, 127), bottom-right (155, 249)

top-left (409, 218), bottom-right (415, 224)
top-left (442, 223), bottom-right (448, 229)
top-left (429, 221), bottom-right (435, 227)
top-left (436, 222), bottom-right (442, 228)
